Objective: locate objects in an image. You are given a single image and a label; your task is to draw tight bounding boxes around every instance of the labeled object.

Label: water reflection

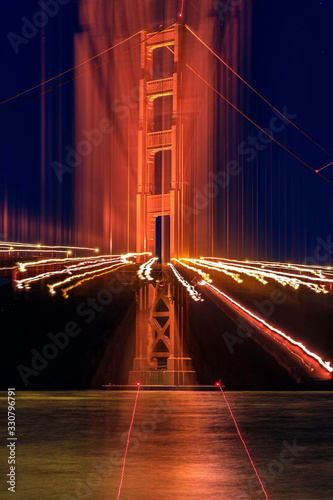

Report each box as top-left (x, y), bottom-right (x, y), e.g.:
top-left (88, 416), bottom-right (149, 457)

top-left (0, 391), bottom-right (332, 499)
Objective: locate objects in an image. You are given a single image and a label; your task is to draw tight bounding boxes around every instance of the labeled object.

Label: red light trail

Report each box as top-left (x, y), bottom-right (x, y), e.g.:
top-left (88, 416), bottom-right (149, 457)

top-left (202, 281), bottom-right (333, 374)
top-left (173, 259), bottom-right (332, 376)
top-left (316, 160), bottom-right (333, 173)
top-left (117, 383), bottom-right (140, 500)
top-left (216, 383), bottom-right (269, 500)
top-left (178, 0), bottom-right (184, 18)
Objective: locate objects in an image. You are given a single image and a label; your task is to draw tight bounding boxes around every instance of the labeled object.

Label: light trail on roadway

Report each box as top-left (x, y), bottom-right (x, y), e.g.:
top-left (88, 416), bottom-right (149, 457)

top-left (174, 259), bottom-right (333, 376)
top-left (183, 258), bottom-right (333, 294)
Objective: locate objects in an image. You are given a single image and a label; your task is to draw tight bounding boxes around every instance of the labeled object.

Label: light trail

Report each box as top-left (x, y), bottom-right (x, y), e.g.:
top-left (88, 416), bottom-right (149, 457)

top-left (172, 258), bottom-right (212, 283)
top-left (117, 383), bottom-right (140, 500)
top-left (16, 257), bottom-right (123, 290)
top-left (201, 281), bottom-right (333, 374)
top-left (137, 257), bottom-right (158, 281)
top-left (0, 241), bottom-right (99, 252)
top-left (61, 263), bottom-right (131, 298)
top-left (47, 254), bottom-right (143, 296)
top-left (16, 252), bottom-right (150, 273)
top-left (202, 256), bottom-right (333, 277)
top-left (192, 258), bottom-right (331, 294)
top-left (182, 258), bottom-right (244, 284)
top-left (168, 263), bottom-right (203, 301)
top-left (48, 261), bottom-right (125, 296)
top-left (178, 0), bottom-right (184, 17)
top-left (123, 252), bottom-right (152, 264)
top-left (17, 254), bottom-right (124, 272)
top-left (0, 248), bottom-right (69, 255)
top-left (216, 383), bottom-right (269, 500)
top-left (13, 252), bottom-right (148, 294)
top-left (316, 160), bottom-right (333, 173)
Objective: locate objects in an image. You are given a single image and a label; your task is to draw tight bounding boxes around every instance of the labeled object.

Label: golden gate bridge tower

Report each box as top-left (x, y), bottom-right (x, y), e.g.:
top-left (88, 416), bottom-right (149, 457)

top-left (129, 22), bottom-right (196, 385)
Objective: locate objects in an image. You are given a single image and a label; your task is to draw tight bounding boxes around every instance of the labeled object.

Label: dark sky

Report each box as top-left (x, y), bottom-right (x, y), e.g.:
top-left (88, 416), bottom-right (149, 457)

top-left (1, 0), bottom-right (333, 262)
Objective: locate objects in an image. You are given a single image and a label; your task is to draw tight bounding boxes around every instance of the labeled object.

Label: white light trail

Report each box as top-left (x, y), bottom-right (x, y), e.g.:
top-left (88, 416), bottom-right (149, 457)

top-left (17, 254), bottom-right (122, 272)
top-left (201, 280), bottom-right (333, 374)
top-left (138, 257), bottom-right (158, 281)
top-left (203, 256), bottom-right (333, 278)
top-left (0, 241), bottom-right (99, 252)
top-left (48, 261), bottom-right (126, 296)
top-left (0, 249), bottom-right (69, 255)
top-left (172, 258), bottom-right (212, 283)
top-left (168, 263), bottom-right (203, 301)
top-left (16, 257), bottom-right (123, 290)
top-left (196, 258), bottom-right (332, 294)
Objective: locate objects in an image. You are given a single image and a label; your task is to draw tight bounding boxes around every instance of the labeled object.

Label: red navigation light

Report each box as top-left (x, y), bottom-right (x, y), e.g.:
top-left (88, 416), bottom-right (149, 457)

top-left (178, 13), bottom-right (182, 17)
top-left (136, 382), bottom-right (141, 386)
top-left (315, 170), bottom-right (319, 173)
top-left (215, 381), bottom-right (220, 387)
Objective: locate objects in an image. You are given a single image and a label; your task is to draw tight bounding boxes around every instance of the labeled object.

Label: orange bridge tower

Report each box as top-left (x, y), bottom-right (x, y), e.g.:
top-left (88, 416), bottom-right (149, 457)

top-left (136, 22), bottom-right (189, 261)
top-left (129, 23), bottom-right (196, 386)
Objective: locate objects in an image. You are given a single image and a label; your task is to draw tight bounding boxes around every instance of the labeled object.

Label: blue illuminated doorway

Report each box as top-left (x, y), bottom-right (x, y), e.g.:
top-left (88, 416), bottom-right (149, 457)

top-left (155, 215), bottom-right (170, 263)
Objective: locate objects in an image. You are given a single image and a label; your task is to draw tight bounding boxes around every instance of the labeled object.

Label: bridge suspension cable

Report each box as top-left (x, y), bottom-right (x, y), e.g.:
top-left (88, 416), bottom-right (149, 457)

top-left (182, 58), bottom-right (333, 186)
top-left (0, 30), bottom-right (142, 107)
top-left (0, 23), bottom-right (176, 115)
top-left (164, 44), bottom-right (333, 185)
top-left (117, 383), bottom-right (141, 500)
top-left (185, 24), bottom-right (333, 160)
top-left (216, 382), bottom-right (270, 500)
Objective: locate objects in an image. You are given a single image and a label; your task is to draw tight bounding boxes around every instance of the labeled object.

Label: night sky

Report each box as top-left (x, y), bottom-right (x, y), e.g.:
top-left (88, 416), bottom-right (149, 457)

top-left (1, 1), bottom-right (333, 262)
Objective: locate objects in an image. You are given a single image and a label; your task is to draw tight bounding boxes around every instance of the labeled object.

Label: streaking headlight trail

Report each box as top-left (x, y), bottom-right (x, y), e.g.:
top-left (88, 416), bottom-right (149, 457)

top-left (137, 257), bottom-right (158, 281)
top-left (168, 263), bottom-right (203, 302)
top-left (201, 280), bottom-right (333, 374)
top-left (174, 259), bottom-right (333, 374)
top-left (195, 258), bottom-right (332, 294)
